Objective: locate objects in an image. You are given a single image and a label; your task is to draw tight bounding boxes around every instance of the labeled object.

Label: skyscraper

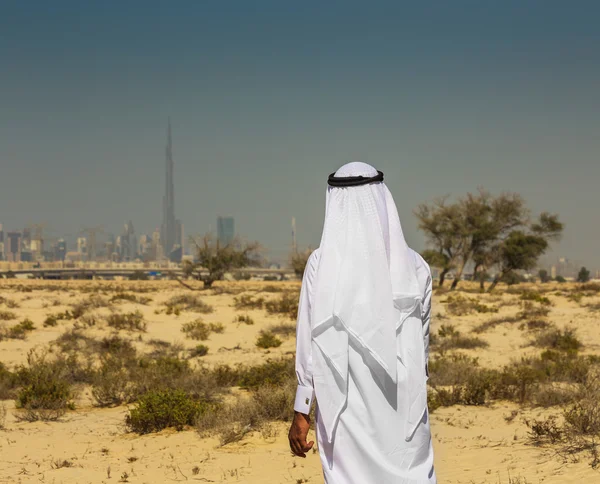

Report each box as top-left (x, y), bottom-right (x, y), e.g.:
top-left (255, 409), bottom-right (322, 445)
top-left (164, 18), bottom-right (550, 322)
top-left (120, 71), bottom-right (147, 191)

top-left (6, 232), bottom-right (22, 262)
top-left (160, 119), bottom-right (181, 262)
top-left (217, 216), bottom-right (235, 247)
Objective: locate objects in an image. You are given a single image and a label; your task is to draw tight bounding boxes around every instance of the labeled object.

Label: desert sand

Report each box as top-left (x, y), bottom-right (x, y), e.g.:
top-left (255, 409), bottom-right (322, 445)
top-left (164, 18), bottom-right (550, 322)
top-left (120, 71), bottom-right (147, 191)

top-left (1, 278), bottom-right (599, 483)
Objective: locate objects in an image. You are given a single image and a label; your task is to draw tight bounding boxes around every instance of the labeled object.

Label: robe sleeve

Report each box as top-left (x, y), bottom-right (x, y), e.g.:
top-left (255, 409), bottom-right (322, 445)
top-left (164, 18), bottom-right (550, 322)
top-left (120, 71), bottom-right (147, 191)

top-left (422, 267), bottom-right (433, 382)
top-left (293, 251), bottom-right (318, 416)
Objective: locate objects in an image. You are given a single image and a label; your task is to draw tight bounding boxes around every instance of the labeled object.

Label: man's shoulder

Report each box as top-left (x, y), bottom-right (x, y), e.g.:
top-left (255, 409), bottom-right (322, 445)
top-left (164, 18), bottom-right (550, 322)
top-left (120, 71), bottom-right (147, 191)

top-left (409, 248), bottom-right (432, 285)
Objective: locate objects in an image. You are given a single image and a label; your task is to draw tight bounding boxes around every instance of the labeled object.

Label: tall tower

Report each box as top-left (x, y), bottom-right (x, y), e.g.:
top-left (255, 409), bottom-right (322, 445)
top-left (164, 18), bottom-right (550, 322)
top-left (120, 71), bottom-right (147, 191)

top-left (161, 119), bottom-right (177, 259)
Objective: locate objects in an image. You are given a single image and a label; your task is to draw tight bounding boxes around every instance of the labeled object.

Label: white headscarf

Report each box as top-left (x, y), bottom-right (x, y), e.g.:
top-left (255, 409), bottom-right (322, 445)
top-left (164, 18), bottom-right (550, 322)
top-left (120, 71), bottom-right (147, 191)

top-left (311, 162), bottom-right (426, 444)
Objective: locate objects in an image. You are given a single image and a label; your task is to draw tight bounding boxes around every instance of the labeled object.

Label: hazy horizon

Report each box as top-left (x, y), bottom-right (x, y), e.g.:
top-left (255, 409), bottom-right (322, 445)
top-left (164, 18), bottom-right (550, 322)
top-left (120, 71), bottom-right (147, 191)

top-left (1, 1), bottom-right (599, 268)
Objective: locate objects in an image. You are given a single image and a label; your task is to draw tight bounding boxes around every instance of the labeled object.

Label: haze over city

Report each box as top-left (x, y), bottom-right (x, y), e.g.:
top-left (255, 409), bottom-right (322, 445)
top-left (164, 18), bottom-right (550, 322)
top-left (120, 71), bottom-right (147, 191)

top-left (1, 1), bottom-right (599, 269)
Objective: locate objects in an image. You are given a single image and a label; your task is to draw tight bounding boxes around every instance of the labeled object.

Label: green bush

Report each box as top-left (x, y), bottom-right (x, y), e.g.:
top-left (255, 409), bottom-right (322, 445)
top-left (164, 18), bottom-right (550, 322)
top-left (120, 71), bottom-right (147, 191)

top-left (126, 389), bottom-right (210, 434)
top-left (256, 331), bottom-right (282, 349)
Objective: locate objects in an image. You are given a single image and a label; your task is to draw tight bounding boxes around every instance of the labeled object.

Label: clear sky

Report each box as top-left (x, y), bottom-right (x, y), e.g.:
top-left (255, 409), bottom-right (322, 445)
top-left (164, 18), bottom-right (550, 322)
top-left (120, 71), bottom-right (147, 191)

top-left (1, 1), bottom-right (599, 267)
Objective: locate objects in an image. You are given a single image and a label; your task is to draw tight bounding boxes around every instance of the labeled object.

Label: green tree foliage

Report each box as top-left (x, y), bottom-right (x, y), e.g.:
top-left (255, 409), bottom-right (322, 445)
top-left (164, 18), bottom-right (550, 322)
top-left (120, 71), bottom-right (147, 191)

top-left (538, 269), bottom-right (551, 283)
top-left (487, 213), bottom-right (563, 292)
top-left (577, 267), bottom-right (591, 283)
top-left (416, 190), bottom-right (563, 291)
top-left (183, 235), bottom-right (261, 289)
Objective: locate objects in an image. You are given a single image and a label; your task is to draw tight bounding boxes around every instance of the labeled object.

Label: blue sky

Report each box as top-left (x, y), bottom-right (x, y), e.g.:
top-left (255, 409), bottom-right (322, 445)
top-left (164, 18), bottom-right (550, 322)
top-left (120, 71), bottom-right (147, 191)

top-left (1, 1), bottom-right (599, 266)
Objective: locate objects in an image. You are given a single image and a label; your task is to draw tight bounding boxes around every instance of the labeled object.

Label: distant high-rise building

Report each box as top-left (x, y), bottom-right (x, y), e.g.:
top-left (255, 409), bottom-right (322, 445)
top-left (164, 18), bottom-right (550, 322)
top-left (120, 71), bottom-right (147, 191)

top-left (152, 228), bottom-right (163, 261)
top-left (217, 216), bottom-right (235, 247)
top-left (6, 232), bottom-right (22, 262)
top-left (160, 119), bottom-right (182, 262)
top-left (77, 237), bottom-right (87, 257)
top-left (55, 239), bottom-right (67, 262)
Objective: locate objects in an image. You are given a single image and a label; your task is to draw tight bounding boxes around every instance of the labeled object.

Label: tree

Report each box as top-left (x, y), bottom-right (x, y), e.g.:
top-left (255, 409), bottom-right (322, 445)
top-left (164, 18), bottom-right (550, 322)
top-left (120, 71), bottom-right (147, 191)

top-left (555, 275), bottom-right (566, 283)
top-left (538, 269), bottom-right (551, 283)
top-left (290, 249), bottom-right (312, 278)
top-left (577, 267), bottom-right (591, 283)
top-left (414, 198), bottom-right (464, 287)
top-left (487, 213), bottom-right (563, 292)
top-left (182, 235), bottom-right (261, 289)
top-left (416, 190), bottom-right (527, 290)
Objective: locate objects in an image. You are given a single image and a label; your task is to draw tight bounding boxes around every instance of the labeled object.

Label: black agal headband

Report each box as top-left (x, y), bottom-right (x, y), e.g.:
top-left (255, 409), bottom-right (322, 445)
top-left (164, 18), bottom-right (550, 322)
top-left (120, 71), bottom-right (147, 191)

top-left (327, 170), bottom-right (384, 187)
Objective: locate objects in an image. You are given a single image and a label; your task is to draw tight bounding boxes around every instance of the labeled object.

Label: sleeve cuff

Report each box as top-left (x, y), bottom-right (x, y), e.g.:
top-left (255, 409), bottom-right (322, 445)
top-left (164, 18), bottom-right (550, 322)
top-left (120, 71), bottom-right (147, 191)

top-left (294, 385), bottom-right (314, 415)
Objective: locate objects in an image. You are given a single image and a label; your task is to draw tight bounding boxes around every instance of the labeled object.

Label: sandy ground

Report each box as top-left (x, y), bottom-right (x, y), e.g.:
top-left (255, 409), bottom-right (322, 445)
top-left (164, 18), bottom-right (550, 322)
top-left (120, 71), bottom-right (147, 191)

top-left (1, 279), bottom-right (600, 483)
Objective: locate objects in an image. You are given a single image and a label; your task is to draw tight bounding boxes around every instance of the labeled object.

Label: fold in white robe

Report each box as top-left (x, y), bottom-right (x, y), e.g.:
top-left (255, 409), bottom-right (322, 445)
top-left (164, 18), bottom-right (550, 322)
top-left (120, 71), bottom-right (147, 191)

top-left (294, 248), bottom-right (436, 484)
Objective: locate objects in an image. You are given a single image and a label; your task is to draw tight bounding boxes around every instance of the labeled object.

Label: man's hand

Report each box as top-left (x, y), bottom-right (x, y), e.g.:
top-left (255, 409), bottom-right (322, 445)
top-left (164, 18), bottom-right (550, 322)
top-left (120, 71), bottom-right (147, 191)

top-left (288, 411), bottom-right (314, 458)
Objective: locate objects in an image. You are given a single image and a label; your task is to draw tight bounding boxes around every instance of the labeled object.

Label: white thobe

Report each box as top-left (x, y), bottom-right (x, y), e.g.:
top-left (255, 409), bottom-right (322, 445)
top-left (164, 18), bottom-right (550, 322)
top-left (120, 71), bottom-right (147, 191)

top-left (294, 248), bottom-right (436, 484)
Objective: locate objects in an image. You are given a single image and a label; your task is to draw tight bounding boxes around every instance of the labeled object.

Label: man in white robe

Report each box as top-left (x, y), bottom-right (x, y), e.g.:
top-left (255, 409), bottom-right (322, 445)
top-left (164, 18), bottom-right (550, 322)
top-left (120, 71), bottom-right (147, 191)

top-left (288, 162), bottom-right (436, 483)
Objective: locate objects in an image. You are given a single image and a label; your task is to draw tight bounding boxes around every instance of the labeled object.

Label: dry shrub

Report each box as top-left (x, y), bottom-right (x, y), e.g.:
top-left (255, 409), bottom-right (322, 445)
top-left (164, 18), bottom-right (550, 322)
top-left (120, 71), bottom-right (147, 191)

top-left (534, 385), bottom-right (578, 408)
top-left (268, 322), bottom-right (296, 337)
top-left (531, 328), bottom-right (582, 352)
top-left (432, 324), bottom-right (488, 351)
top-left (110, 293), bottom-right (152, 305)
top-left (181, 319), bottom-right (224, 341)
top-left (190, 345), bottom-right (209, 357)
top-left (71, 294), bottom-right (111, 318)
top-left (0, 310), bottom-right (17, 321)
top-left (265, 293), bottom-right (299, 319)
top-left (197, 379), bottom-right (295, 446)
top-left (14, 350), bottom-right (76, 421)
top-left (428, 354), bottom-right (480, 387)
top-left (473, 315), bottom-right (521, 333)
top-left (256, 330), bottom-right (282, 349)
top-left (0, 362), bottom-right (16, 400)
top-left (519, 319), bottom-right (552, 332)
top-left (0, 402), bottom-right (6, 429)
top-left (5, 319), bottom-right (35, 339)
top-left (585, 302), bottom-right (600, 312)
top-left (43, 315), bottom-right (59, 327)
top-left (92, 353), bottom-right (213, 407)
top-left (517, 301), bottom-right (550, 320)
top-left (234, 314), bottom-right (254, 325)
top-left (234, 294), bottom-right (265, 310)
top-left (0, 298), bottom-right (20, 309)
top-left (443, 294), bottom-right (498, 316)
top-left (519, 291), bottom-right (553, 306)
top-left (165, 294), bottom-right (213, 314)
top-left (105, 311), bottom-right (146, 332)
top-left (526, 375), bottom-right (600, 468)
top-left (261, 285), bottom-right (284, 293)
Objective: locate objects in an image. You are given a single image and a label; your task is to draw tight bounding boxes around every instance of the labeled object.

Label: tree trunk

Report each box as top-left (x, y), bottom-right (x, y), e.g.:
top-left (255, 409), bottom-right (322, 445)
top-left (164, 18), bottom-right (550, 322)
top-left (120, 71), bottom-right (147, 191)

top-left (439, 268), bottom-right (449, 287)
top-left (487, 274), bottom-right (502, 293)
top-left (450, 259), bottom-right (467, 290)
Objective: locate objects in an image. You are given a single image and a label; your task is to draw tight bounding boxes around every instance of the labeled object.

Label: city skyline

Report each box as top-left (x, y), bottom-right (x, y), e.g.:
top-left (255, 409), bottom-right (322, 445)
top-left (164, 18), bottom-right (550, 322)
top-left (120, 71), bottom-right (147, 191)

top-left (1, 2), bottom-right (599, 266)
